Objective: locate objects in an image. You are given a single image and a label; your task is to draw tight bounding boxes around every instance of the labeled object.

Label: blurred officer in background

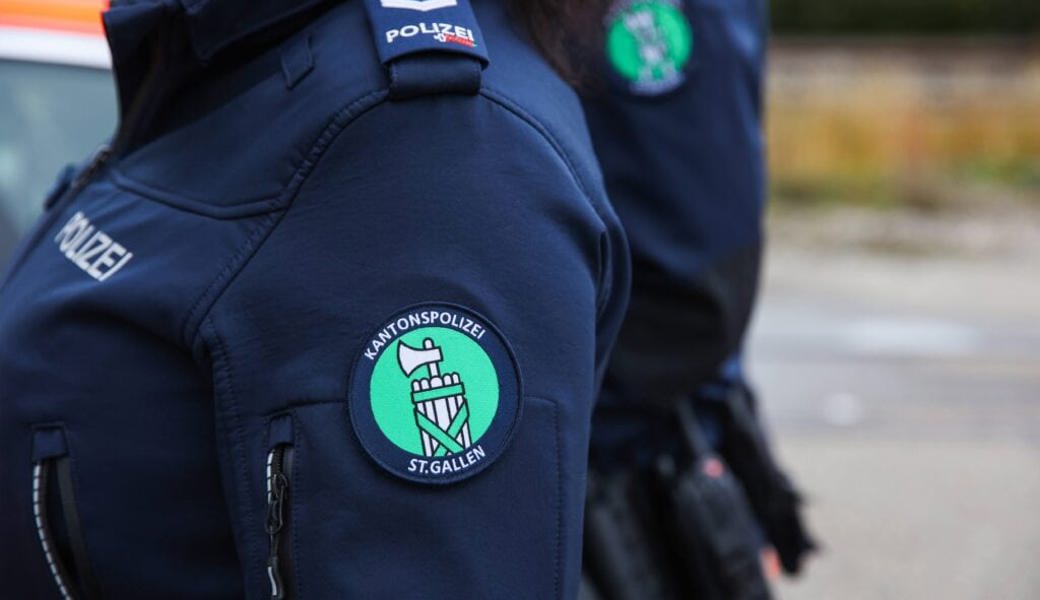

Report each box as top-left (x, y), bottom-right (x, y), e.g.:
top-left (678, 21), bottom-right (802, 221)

top-left (578, 0), bottom-right (816, 597)
top-left (0, 0), bottom-right (629, 597)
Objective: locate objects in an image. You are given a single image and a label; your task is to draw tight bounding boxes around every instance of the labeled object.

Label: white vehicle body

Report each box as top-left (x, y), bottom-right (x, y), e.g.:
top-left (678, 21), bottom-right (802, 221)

top-left (0, 25), bottom-right (111, 68)
top-left (0, 17), bottom-right (116, 262)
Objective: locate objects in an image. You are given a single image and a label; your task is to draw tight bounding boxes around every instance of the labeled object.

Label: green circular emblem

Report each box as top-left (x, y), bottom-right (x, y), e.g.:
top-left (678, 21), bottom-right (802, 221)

top-left (349, 304), bottom-right (522, 484)
top-left (369, 327), bottom-right (499, 455)
top-left (606, 0), bottom-right (693, 95)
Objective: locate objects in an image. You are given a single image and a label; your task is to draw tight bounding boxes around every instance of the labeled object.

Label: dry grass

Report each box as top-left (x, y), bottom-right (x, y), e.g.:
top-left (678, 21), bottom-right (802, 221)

top-left (766, 38), bottom-right (1040, 209)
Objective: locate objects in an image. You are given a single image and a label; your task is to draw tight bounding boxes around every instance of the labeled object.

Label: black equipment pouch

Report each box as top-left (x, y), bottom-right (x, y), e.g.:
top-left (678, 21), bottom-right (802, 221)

top-left (661, 403), bottom-right (772, 598)
top-left (582, 403), bottom-right (771, 600)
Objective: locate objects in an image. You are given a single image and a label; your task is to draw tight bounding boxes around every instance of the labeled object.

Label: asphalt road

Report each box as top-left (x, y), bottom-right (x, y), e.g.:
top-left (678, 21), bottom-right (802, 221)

top-left (749, 222), bottom-right (1040, 600)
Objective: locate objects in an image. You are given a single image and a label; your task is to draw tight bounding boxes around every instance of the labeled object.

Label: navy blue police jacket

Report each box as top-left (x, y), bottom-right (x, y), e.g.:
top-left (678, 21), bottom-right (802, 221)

top-left (581, 0), bottom-right (767, 414)
top-left (0, 0), bottom-right (629, 597)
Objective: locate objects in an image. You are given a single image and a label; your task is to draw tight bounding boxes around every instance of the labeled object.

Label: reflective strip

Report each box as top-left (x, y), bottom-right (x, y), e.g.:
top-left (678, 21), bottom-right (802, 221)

top-left (267, 565), bottom-right (280, 597)
top-left (266, 449), bottom-right (276, 503)
top-left (33, 462), bottom-right (74, 600)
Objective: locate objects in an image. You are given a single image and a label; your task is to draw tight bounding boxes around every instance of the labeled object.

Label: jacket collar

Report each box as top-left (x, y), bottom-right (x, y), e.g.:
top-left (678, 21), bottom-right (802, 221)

top-left (102, 0), bottom-right (331, 120)
top-left (177, 0), bottom-right (331, 61)
top-left (105, 0), bottom-right (331, 63)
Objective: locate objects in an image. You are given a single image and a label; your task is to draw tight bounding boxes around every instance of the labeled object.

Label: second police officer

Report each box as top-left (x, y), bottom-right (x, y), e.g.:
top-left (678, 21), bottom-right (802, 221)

top-left (579, 0), bottom-right (816, 597)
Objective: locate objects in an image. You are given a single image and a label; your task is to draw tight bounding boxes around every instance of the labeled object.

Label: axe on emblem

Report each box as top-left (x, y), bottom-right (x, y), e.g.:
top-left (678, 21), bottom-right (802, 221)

top-left (397, 338), bottom-right (472, 456)
top-left (398, 338), bottom-right (443, 378)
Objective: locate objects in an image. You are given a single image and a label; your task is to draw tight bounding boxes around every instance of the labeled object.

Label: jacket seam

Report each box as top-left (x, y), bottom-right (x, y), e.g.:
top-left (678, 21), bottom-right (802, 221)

top-left (524, 395), bottom-right (563, 600)
top-left (180, 212), bottom-right (279, 346)
top-left (183, 88), bottom-right (389, 347)
top-left (478, 87), bottom-right (615, 318)
top-left (108, 169), bottom-right (283, 219)
top-left (553, 397), bottom-right (563, 600)
top-left (203, 318), bottom-right (259, 594)
top-left (289, 410), bottom-right (305, 600)
top-left (478, 88), bottom-right (595, 212)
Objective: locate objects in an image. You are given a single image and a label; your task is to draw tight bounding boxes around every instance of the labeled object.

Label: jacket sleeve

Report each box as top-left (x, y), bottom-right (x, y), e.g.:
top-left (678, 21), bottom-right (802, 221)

top-left (197, 93), bottom-right (626, 599)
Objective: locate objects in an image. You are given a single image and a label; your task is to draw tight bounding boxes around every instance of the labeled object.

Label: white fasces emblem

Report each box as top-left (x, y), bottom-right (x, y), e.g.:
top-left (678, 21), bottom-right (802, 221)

top-left (380, 0), bottom-right (458, 11)
top-left (398, 338), bottom-right (474, 458)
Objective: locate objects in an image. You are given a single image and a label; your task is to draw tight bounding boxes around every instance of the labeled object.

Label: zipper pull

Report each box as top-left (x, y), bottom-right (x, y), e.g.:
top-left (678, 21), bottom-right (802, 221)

top-left (42, 141), bottom-right (109, 211)
top-left (69, 144), bottom-right (112, 196)
top-left (266, 469), bottom-right (288, 599)
top-left (266, 555), bottom-right (285, 600)
top-left (41, 165), bottom-right (75, 211)
top-left (265, 417), bottom-right (294, 600)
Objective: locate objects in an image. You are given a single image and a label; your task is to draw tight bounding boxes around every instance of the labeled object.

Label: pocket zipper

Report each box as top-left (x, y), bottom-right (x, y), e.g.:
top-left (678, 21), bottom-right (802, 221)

top-left (33, 460), bottom-right (75, 600)
top-left (31, 426), bottom-right (99, 600)
top-left (266, 434), bottom-right (295, 598)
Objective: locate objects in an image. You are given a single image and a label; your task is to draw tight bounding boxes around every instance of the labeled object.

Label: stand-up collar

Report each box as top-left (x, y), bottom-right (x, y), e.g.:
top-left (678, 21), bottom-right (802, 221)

top-left (177, 0), bottom-right (331, 60)
top-left (102, 0), bottom-right (332, 121)
top-left (105, 0), bottom-right (331, 63)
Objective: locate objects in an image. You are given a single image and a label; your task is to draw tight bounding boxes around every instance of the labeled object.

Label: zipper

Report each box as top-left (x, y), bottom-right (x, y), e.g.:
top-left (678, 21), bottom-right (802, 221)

top-left (41, 144), bottom-right (110, 213)
top-left (33, 460), bottom-right (76, 600)
top-left (265, 444), bottom-right (294, 599)
top-left (68, 146), bottom-right (113, 201)
top-left (31, 426), bottom-right (100, 600)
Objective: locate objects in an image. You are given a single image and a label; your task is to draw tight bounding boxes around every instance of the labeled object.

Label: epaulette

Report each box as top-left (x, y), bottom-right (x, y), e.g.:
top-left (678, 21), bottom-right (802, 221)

top-left (362, 0), bottom-right (489, 100)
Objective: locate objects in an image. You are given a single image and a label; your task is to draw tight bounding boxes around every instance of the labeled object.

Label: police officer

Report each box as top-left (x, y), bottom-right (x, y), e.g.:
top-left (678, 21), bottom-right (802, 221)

top-left (0, 0), bottom-right (629, 597)
top-left (578, 0), bottom-right (814, 597)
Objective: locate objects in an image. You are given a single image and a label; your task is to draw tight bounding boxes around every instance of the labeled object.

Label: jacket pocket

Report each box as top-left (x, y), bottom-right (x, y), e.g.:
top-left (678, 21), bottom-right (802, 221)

top-left (30, 425), bottom-right (99, 600)
top-left (282, 398), bottom-right (563, 598)
top-left (264, 414), bottom-right (295, 600)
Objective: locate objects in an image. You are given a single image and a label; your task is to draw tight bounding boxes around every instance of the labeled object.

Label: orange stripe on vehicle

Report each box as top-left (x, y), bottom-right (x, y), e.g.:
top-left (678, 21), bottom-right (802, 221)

top-left (0, 0), bottom-right (108, 35)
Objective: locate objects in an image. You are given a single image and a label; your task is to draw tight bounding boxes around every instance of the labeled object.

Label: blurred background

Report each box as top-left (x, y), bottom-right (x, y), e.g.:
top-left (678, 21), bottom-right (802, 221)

top-left (1, 0), bottom-right (1038, 598)
top-left (760, 1), bottom-right (1040, 598)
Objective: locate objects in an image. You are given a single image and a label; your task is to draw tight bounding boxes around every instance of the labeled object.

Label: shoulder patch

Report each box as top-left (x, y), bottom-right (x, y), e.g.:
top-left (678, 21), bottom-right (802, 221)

top-left (349, 303), bottom-right (522, 484)
top-left (363, 0), bottom-right (489, 66)
top-left (605, 0), bottom-right (694, 96)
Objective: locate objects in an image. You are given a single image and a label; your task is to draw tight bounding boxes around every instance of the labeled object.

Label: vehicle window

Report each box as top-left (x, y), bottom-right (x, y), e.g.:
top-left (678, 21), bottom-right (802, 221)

top-left (0, 59), bottom-right (116, 263)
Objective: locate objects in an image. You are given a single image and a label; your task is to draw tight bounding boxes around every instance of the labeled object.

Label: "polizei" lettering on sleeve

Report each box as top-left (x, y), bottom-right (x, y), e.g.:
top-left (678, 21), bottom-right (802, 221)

top-left (53, 211), bottom-right (133, 282)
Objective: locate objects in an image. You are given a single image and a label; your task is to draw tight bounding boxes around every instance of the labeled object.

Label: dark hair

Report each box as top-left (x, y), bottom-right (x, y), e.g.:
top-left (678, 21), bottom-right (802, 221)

top-left (510, 0), bottom-right (611, 84)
